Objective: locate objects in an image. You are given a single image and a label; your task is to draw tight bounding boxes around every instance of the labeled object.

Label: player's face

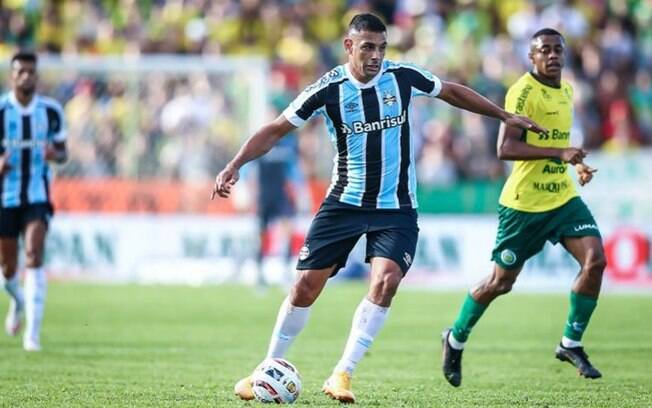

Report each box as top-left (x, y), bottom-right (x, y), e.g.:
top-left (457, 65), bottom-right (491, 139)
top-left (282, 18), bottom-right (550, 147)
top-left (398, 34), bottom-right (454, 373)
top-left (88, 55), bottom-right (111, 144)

top-left (11, 59), bottom-right (38, 95)
top-left (344, 30), bottom-right (387, 82)
top-left (529, 35), bottom-right (565, 78)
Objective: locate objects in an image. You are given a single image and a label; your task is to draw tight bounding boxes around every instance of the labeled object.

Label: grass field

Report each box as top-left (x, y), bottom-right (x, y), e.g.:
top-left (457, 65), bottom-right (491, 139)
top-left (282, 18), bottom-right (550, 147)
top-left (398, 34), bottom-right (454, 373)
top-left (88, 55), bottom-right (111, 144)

top-left (0, 283), bottom-right (650, 407)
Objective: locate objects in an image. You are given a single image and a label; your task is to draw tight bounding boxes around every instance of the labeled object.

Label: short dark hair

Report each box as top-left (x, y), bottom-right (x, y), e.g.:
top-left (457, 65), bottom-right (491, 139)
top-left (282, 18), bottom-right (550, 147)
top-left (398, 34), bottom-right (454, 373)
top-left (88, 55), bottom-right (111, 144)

top-left (11, 50), bottom-right (38, 66)
top-left (348, 13), bottom-right (386, 34)
top-left (531, 28), bottom-right (564, 41)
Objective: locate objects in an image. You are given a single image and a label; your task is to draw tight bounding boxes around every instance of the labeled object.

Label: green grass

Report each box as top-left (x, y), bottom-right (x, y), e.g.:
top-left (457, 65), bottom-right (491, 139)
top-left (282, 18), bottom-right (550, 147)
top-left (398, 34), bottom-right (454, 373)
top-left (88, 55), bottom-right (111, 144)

top-left (0, 283), bottom-right (650, 407)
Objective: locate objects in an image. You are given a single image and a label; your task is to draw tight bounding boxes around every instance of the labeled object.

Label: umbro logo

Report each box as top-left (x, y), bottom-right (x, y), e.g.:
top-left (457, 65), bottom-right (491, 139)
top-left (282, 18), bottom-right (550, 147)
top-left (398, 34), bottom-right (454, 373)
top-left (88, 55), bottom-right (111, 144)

top-left (344, 102), bottom-right (358, 112)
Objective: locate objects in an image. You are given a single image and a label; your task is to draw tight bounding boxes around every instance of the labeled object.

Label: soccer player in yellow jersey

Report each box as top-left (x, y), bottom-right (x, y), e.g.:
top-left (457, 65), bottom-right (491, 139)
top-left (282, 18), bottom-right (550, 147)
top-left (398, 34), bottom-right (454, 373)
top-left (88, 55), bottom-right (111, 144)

top-left (441, 28), bottom-right (606, 386)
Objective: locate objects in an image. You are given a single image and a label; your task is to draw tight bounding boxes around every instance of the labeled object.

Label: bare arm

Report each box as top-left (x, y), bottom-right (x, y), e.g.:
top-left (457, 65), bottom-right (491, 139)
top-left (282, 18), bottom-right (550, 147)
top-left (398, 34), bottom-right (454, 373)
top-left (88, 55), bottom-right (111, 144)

top-left (211, 115), bottom-right (297, 199)
top-left (437, 81), bottom-right (547, 134)
top-left (496, 122), bottom-right (586, 164)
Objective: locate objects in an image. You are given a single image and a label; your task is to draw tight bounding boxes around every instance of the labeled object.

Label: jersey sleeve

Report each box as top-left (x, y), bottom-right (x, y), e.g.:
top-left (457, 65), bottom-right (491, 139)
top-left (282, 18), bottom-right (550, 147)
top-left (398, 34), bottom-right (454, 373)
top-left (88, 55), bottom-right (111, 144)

top-left (504, 82), bottom-right (534, 117)
top-left (403, 64), bottom-right (442, 98)
top-left (282, 81), bottom-right (328, 128)
top-left (45, 100), bottom-right (67, 143)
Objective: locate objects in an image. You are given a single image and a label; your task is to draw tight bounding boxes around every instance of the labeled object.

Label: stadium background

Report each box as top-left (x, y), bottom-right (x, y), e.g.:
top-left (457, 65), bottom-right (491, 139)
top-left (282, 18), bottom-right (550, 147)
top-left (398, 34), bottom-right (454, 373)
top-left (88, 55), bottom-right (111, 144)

top-left (1, 0), bottom-right (650, 290)
top-left (1, 1), bottom-right (651, 407)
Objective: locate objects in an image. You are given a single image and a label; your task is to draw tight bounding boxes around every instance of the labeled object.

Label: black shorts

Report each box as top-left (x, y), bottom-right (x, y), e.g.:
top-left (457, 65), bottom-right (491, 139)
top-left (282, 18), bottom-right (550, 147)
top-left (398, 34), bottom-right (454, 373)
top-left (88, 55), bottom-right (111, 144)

top-left (296, 198), bottom-right (419, 276)
top-left (0, 203), bottom-right (53, 238)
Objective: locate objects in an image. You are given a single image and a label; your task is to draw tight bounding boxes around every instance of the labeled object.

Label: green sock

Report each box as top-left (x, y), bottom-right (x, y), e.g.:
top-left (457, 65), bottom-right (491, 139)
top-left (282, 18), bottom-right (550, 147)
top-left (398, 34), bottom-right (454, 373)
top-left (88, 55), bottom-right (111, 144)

top-left (563, 291), bottom-right (598, 342)
top-left (451, 293), bottom-right (487, 343)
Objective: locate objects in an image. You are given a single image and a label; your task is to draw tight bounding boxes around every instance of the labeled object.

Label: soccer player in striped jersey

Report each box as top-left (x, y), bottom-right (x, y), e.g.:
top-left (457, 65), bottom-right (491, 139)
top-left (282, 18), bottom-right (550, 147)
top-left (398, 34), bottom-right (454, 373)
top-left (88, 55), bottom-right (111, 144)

top-left (0, 51), bottom-right (67, 351)
top-left (442, 29), bottom-right (605, 387)
top-left (212, 14), bottom-right (544, 403)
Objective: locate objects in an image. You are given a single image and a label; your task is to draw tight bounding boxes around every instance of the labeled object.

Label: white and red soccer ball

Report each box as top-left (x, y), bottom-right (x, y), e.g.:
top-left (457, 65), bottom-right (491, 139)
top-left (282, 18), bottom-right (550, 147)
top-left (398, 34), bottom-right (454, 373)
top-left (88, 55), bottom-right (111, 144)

top-left (251, 358), bottom-right (302, 404)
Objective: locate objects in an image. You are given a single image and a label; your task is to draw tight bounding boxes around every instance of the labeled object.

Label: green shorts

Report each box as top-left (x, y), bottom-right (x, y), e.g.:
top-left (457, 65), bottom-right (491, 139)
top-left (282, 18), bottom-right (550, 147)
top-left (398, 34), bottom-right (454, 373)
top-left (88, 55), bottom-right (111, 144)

top-left (491, 197), bottom-right (601, 269)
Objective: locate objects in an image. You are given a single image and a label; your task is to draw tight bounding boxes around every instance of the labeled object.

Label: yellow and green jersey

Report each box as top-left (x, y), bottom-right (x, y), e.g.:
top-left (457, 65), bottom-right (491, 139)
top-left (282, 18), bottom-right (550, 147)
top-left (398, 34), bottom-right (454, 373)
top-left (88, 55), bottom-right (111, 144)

top-left (499, 72), bottom-right (578, 212)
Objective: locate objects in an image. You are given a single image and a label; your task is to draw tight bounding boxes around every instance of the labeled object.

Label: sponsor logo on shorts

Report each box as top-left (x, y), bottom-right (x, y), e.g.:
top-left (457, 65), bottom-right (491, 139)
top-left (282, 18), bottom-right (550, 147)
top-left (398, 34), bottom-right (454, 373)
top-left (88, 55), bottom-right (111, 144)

top-left (298, 245), bottom-right (310, 261)
top-left (500, 249), bottom-right (517, 266)
top-left (573, 223), bottom-right (597, 232)
top-left (402, 252), bottom-right (412, 268)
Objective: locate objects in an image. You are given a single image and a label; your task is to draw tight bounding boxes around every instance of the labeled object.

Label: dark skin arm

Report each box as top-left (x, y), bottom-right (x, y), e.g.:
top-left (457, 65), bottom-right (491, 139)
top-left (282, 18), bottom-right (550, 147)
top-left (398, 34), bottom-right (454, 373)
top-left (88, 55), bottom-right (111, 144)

top-left (496, 122), bottom-right (586, 164)
top-left (211, 115), bottom-right (297, 199)
top-left (437, 81), bottom-right (547, 134)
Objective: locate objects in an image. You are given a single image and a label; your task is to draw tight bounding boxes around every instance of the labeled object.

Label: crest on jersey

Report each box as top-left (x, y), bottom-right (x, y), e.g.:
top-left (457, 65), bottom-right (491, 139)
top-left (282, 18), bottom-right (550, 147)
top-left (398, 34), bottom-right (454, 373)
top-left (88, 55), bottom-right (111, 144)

top-left (383, 92), bottom-right (397, 106)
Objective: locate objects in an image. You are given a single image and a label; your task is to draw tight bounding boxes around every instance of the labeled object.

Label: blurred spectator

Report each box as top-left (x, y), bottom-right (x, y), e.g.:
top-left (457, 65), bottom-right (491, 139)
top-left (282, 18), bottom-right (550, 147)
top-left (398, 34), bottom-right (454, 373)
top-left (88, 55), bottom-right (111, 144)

top-left (0, 0), bottom-right (649, 186)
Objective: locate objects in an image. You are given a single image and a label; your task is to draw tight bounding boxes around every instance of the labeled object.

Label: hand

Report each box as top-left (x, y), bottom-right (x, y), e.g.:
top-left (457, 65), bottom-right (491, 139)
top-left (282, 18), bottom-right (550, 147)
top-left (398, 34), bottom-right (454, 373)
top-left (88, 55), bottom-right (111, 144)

top-left (211, 164), bottom-right (240, 199)
top-left (0, 153), bottom-right (11, 176)
top-left (44, 145), bottom-right (67, 163)
top-left (559, 147), bottom-right (587, 165)
top-left (504, 114), bottom-right (547, 134)
top-left (575, 163), bottom-right (597, 186)
top-left (44, 145), bottom-right (58, 161)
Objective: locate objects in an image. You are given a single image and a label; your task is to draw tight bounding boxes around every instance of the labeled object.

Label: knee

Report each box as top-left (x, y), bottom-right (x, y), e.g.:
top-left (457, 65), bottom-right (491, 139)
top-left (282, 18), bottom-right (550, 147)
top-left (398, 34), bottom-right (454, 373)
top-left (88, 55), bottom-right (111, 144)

top-left (0, 261), bottom-right (17, 279)
top-left (491, 275), bottom-right (516, 296)
top-left (584, 250), bottom-right (607, 279)
top-left (289, 278), bottom-right (321, 307)
top-left (369, 270), bottom-right (403, 305)
top-left (25, 249), bottom-right (43, 268)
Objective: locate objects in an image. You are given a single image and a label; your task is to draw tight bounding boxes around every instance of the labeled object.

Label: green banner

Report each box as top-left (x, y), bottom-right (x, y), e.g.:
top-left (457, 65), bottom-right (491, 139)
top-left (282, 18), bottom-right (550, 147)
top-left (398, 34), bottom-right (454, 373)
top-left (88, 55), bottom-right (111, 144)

top-left (417, 180), bottom-right (504, 214)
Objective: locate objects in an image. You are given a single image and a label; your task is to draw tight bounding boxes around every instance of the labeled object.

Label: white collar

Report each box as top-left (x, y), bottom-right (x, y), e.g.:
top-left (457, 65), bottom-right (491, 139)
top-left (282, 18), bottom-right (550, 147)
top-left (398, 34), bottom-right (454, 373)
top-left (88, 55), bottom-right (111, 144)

top-left (344, 63), bottom-right (383, 89)
top-left (8, 92), bottom-right (38, 115)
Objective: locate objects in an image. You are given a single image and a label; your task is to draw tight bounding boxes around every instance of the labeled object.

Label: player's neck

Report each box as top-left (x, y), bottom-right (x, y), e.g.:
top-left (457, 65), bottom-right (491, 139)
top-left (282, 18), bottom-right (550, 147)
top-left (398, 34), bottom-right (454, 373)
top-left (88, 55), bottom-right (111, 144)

top-left (350, 70), bottom-right (374, 84)
top-left (13, 90), bottom-right (35, 107)
top-left (530, 70), bottom-right (561, 89)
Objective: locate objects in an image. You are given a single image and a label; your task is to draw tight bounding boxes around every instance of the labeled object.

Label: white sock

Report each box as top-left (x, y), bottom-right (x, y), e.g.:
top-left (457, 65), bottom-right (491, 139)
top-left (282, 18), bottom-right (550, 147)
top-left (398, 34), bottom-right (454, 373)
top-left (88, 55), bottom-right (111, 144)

top-left (265, 297), bottom-right (311, 358)
top-left (334, 298), bottom-right (390, 375)
top-left (448, 332), bottom-right (465, 350)
top-left (3, 272), bottom-right (24, 309)
top-left (24, 267), bottom-right (47, 344)
top-left (561, 336), bottom-right (582, 348)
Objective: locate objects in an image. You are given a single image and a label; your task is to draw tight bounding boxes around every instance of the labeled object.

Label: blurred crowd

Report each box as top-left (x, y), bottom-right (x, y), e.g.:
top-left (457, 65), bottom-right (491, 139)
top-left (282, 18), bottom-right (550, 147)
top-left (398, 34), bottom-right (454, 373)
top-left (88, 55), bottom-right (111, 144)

top-left (1, 0), bottom-right (651, 186)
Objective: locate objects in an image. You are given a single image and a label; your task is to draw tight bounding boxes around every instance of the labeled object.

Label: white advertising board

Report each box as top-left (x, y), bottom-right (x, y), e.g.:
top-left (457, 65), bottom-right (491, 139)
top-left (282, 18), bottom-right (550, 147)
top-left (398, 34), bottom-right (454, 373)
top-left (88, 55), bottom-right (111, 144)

top-left (45, 214), bottom-right (652, 292)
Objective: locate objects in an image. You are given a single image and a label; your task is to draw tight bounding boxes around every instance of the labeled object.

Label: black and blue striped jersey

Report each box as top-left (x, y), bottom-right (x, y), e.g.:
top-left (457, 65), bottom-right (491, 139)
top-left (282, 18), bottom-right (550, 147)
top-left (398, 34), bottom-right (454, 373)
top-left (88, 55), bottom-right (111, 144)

top-left (0, 92), bottom-right (66, 208)
top-left (283, 59), bottom-right (442, 209)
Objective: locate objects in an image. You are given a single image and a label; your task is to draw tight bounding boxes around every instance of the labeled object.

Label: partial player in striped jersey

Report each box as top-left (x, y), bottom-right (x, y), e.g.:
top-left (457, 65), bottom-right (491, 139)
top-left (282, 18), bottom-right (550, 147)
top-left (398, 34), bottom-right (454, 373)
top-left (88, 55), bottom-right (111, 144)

top-left (0, 51), bottom-right (67, 351)
top-left (212, 13), bottom-right (545, 403)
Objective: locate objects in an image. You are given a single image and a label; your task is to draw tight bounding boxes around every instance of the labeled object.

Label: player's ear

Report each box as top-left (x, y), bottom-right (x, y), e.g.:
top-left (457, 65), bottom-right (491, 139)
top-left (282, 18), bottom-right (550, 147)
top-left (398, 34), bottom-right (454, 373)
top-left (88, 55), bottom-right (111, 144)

top-left (344, 37), bottom-right (353, 55)
top-left (528, 51), bottom-right (534, 65)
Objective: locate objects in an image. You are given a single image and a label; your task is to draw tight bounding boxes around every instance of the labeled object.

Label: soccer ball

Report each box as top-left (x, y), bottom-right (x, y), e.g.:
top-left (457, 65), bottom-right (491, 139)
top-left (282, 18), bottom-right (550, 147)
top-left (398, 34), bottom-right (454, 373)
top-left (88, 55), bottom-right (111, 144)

top-left (251, 358), bottom-right (302, 404)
